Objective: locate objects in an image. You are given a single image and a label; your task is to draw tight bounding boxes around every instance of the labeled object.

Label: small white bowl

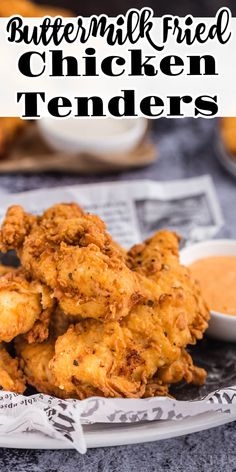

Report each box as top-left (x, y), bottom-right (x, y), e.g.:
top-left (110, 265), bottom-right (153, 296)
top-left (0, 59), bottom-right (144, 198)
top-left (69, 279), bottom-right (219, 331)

top-left (180, 239), bottom-right (236, 342)
top-left (37, 118), bottom-right (148, 157)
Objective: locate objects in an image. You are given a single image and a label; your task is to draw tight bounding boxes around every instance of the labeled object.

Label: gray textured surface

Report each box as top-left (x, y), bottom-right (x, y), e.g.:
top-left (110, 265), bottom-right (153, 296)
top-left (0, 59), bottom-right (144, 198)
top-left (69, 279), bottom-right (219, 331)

top-left (0, 118), bottom-right (235, 471)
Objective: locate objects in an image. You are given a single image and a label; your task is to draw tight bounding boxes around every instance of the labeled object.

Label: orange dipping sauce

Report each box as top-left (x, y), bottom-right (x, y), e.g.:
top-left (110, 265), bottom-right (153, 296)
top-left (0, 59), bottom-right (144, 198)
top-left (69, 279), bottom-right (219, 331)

top-left (189, 256), bottom-right (236, 316)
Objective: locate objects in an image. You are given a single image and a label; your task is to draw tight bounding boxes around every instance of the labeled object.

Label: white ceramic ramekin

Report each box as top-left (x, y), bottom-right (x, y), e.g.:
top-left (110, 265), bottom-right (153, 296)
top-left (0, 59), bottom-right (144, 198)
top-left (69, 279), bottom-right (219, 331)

top-left (37, 117), bottom-right (148, 157)
top-left (180, 239), bottom-right (236, 342)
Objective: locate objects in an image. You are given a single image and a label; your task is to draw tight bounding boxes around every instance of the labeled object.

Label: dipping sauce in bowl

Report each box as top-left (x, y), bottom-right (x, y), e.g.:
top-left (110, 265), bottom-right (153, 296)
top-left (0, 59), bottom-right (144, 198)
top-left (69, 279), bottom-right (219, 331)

top-left (180, 240), bottom-right (236, 342)
top-left (189, 256), bottom-right (236, 316)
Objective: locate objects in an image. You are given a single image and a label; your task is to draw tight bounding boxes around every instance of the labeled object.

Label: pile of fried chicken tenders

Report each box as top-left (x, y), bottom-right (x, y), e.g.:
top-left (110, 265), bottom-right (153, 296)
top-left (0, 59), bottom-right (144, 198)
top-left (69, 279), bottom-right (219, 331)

top-left (0, 203), bottom-right (210, 399)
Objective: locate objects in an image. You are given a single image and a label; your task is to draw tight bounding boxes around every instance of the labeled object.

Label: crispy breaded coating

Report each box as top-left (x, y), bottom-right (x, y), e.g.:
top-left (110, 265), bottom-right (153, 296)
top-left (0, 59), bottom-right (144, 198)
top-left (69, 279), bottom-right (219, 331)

top-left (49, 231), bottom-right (209, 399)
top-left (0, 270), bottom-right (54, 343)
top-left (16, 338), bottom-right (69, 398)
top-left (0, 205), bottom-right (36, 249)
top-left (50, 309), bottom-right (181, 399)
top-left (0, 203), bottom-right (209, 399)
top-left (50, 320), bottom-right (149, 399)
top-left (16, 304), bottom-right (78, 398)
top-left (0, 204), bottom-right (141, 321)
top-left (0, 344), bottom-right (25, 393)
top-left (49, 299), bottom-right (206, 399)
top-left (127, 230), bottom-right (210, 342)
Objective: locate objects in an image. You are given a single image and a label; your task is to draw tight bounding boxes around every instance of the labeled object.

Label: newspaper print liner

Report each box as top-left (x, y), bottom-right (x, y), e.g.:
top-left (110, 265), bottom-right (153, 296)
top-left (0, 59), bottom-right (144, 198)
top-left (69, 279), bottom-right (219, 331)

top-left (0, 176), bottom-right (223, 248)
top-left (0, 387), bottom-right (236, 454)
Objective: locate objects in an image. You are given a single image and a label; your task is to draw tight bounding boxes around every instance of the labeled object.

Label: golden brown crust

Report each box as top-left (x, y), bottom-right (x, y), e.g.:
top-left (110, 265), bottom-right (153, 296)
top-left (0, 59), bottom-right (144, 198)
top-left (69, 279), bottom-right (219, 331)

top-left (0, 204), bottom-right (141, 322)
top-left (0, 204), bottom-right (209, 399)
top-left (0, 344), bottom-right (25, 393)
top-left (0, 270), bottom-right (54, 343)
top-left (127, 230), bottom-right (210, 345)
top-left (50, 321), bottom-right (147, 399)
top-left (16, 338), bottom-right (70, 398)
top-left (49, 230), bottom-right (209, 399)
top-left (49, 304), bottom-right (207, 400)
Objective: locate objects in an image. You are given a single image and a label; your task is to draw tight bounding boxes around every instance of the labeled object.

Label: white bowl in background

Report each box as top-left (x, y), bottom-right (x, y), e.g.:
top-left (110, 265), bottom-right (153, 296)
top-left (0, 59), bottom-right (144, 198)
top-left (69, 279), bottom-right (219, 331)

top-left (180, 239), bottom-right (236, 342)
top-left (37, 117), bottom-right (148, 157)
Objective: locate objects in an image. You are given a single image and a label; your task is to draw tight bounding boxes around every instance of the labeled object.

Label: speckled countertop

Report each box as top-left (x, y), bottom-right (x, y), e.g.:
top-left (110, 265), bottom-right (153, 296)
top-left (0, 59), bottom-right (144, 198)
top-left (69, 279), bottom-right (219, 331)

top-left (0, 118), bottom-right (235, 472)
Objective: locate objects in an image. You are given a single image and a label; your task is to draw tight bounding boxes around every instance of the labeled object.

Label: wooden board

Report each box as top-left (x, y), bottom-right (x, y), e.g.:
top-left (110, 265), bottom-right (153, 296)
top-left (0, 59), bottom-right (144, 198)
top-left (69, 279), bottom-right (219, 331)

top-left (0, 123), bottom-right (157, 174)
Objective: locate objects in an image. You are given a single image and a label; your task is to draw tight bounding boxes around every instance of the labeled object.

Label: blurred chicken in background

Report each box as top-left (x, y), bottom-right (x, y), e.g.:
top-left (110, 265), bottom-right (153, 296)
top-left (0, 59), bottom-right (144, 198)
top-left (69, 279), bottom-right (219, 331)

top-left (221, 118), bottom-right (236, 157)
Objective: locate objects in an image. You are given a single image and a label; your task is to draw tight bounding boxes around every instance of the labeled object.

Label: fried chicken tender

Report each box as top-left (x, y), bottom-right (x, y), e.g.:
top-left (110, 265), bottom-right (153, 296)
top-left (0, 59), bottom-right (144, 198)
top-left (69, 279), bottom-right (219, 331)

top-left (54, 243), bottom-right (141, 320)
top-left (0, 344), bottom-right (25, 393)
top-left (127, 230), bottom-right (210, 342)
top-left (0, 270), bottom-right (54, 343)
top-left (49, 231), bottom-right (209, 399)
top-left (0, 203), bottom-right (209, 399)
top-left (16, 338), bottom-right (70, 398)
top-left (49, 306), bottom-right (182, 399)
top-left (15, 305), bottom-right (82, 398)
top-left (50, 319), bottom-right (150, 399)
top-left (0, 204), bottom-right (141, 321)
top-left (49, 303), bottom-right (205, 400)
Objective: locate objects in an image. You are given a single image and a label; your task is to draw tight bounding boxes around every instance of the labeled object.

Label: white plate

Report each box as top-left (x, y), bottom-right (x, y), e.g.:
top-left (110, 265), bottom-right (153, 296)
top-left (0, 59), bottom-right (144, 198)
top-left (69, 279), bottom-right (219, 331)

top-left (0, 411), bottom-right (235, 449)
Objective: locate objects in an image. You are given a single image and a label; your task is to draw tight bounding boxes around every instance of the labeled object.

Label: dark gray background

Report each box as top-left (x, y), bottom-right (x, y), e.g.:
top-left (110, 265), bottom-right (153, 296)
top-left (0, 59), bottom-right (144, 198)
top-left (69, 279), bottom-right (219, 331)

top-left (0, 118), bottom-right (235, 471)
